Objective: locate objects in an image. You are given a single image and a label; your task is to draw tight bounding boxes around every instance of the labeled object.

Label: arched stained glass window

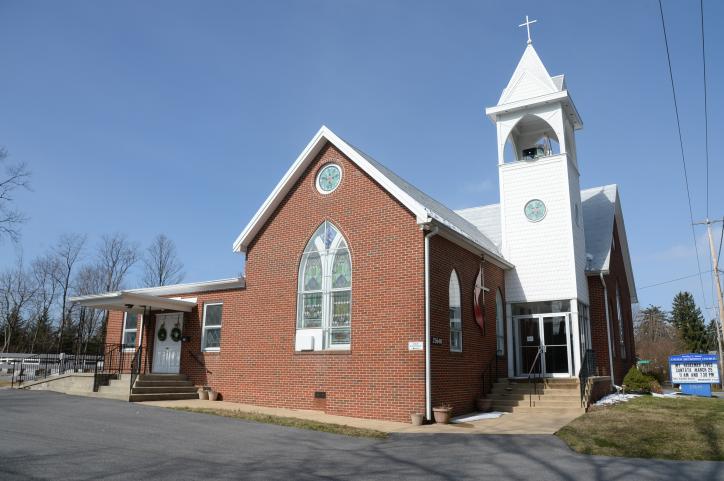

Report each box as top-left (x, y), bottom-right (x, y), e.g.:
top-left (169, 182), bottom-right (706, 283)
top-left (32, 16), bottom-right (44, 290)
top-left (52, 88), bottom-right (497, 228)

top-left (616, 284), bottom-right (626, 359)
top-left (496, 289), bottom-right (505, 356)
top-left (297, 221), bottom-right (351, 349)
top-left (449, 270), bottom-right (462, 352)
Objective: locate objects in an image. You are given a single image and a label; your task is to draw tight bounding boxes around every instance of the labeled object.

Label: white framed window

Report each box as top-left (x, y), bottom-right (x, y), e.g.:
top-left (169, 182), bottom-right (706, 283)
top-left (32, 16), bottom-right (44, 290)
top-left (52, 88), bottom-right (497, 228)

top-left (201, 303), bottom-right (223, 352)
top-left (616, 284), bottom-right (626, 359)
top-left (495, 289), bottom-right (505, 356)
top-left (449, 270), bottom-right (462, 352)
top-left (296, 221), bottom-right (351, 351)
top-left (122, 312), bottom-right (139, 351)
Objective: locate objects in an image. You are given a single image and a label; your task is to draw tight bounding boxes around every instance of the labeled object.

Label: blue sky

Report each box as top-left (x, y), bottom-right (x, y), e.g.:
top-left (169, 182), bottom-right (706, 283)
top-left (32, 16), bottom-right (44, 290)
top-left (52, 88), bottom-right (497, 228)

top-left (1, 1), bottom-right (722, 317)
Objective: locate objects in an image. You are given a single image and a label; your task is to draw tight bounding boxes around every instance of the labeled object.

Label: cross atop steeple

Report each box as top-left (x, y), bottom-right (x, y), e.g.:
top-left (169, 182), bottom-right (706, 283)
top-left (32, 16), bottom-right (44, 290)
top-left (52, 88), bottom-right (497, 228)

top-left (518, 15), bottom-right (537, 45)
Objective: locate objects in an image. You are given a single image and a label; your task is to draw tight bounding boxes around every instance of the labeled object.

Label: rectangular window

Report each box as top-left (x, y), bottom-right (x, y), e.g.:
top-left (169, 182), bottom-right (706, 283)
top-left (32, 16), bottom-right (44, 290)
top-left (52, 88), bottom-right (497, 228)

top-left (201, 303), bottom-right (222, 352)
top-left (122, 312), bottom-right (138, 351)
top-left (450, 305), bottom-right (462, 352)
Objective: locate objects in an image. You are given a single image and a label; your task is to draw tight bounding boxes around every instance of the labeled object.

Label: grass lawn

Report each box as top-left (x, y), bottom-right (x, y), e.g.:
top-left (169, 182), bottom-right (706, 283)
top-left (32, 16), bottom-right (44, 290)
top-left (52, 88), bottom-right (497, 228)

top-left (0, 380), bottom-right (12, 388)
top-left (171, 407), bottom-right (388, 439)
top-left (557, 396), bottom-right (724, 461)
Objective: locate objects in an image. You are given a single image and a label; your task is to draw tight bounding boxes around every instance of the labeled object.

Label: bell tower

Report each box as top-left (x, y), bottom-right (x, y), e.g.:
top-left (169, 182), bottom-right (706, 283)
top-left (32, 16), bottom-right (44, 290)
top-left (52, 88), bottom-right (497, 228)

top-left (485, 23), bottom-right (588, 306)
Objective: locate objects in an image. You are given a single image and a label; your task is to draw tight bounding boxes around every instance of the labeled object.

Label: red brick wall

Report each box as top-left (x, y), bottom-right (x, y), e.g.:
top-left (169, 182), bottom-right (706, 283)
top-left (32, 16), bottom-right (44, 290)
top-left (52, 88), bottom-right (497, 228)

top-left (429, 235), bottom-right (506, 416)
top-left (105, 289), bottom-right (243, 377)
top-left (587, 220), bottom-right (635, 385)
top-left (104, 142), bottom-right (513, 422)
top-left (222, 142), bottom-right (426, 422)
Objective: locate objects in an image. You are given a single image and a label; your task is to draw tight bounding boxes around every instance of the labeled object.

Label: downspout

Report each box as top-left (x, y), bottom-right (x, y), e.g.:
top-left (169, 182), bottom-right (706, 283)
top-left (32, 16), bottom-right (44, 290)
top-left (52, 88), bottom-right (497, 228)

top-left (599, 273), bottom-right (616, 387)
top-left (424, 225), bottom-right (438, 421)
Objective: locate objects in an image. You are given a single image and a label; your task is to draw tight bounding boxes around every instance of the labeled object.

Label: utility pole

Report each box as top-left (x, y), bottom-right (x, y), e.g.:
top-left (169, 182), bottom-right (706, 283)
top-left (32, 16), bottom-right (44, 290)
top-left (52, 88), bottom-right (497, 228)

top-left (694, 218), bottom-right (724, 383)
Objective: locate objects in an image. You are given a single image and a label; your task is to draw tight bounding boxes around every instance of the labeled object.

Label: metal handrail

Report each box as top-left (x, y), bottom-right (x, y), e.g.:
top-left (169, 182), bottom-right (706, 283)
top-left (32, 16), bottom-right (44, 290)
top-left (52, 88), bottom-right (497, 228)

top-left (527, 346), bottom-right (545, 407)
top-left (92, 343), bottom-right (127, 392)
top-left (579, 349), bottom-right (596, 408)
top-left (183, 342), bottom-right (212, 375)
top-left (129, 346), bottom-right (144, 394)
top-left (481, 353), bottom-right (499, 396)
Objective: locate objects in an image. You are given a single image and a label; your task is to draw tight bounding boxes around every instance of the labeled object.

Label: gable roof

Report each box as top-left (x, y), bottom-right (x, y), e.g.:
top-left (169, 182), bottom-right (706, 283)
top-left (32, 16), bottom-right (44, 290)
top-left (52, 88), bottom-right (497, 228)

top-left (454, 204), bottom-right (502, 249)
top-left (456, 184), bottom-right (637, 303)
top-left (581, 185), bottom-right (637, 302)
top-left (232, 126), bottom-right (508, 266)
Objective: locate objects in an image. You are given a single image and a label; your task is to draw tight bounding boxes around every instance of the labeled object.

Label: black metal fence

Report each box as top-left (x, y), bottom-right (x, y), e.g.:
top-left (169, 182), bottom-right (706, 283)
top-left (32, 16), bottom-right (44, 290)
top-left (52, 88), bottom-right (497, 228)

top-left (8, 343), bottom-right (146, 392)
top-left (10, 352), bottom-right (100, 387)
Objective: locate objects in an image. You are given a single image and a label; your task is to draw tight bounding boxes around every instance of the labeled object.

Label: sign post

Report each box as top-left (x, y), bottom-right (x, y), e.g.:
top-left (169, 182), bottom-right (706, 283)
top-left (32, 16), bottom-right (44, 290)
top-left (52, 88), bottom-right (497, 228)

top-left (669, 354), bottom-right (720, 397)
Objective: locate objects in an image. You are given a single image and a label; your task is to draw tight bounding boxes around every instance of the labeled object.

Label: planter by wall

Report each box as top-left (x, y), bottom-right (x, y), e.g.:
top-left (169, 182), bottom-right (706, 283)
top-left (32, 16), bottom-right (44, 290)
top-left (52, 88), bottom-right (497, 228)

top-left (198, 388), bottom-right (209, 400)
top-left (410, 413), bottom-right (424, 426)
top-left (432, 406), bottom-right (452, 424)
top-left (208, 390), bottom-right (218, 401)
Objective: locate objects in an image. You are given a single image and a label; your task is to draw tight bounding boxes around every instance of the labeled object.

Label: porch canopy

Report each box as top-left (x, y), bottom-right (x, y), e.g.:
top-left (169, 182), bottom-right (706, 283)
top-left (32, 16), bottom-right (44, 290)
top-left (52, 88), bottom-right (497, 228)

top-left (70, 291), bottom-right (196, 313)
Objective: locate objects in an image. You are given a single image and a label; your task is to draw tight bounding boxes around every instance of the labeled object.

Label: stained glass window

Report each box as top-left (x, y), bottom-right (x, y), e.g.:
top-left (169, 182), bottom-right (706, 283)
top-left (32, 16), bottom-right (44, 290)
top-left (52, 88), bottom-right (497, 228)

top-left (304, 254), bottom-right (322, 291)
top-left (297, 221), bottom-right (352, 349)
top-left (449, 270), bottom-right (462, 352)
top-left (496, 289), bottom-right (505, 356)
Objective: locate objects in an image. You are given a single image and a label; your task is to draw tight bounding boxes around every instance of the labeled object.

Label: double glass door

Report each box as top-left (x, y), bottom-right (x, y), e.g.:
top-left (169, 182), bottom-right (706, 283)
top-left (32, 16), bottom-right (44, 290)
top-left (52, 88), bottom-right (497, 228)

top-left (515, 314), bottom-right (571, 377)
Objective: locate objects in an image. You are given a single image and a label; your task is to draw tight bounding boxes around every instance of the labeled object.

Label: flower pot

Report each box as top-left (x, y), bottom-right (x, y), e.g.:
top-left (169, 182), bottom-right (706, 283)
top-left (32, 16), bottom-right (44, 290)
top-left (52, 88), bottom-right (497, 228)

top-left (476, 397), bottom-right (493, 412)
top-left (198, 388), bottom-right (209, 400)
top-left (410, 413), bottom-right (424, 426)
top-left (432, 407), bottom-right (452, 424)
top-left (208, 390), bottom-right (218, 401)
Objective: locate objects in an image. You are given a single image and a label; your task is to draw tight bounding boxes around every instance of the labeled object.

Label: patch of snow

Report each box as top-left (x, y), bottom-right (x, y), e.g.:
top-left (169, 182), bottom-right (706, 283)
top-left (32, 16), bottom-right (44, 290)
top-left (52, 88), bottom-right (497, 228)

top-left (651, 392), bottom-right (679, 398)
top-left (451, 412), bottom-right (505, 423)
top-left (594, 393), bottom-right (640, 406)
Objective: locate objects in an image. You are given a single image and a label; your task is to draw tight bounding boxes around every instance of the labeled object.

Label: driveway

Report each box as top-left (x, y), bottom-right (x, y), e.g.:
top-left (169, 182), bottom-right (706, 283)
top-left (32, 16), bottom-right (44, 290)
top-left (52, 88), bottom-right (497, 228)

top-left (1, 390), bottom-right (721, 481)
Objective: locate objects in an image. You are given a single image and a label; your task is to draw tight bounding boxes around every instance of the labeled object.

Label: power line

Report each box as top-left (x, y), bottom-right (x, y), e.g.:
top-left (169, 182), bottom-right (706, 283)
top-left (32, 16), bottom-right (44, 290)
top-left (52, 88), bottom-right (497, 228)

top-left (657, 0), bottom-right (710, 313)
top-left (700, 0), bottom-right (710, 218)
top-left (639, 270), bottom-right (713, 290)
top-left (718, 217), bottom-right (723, 266)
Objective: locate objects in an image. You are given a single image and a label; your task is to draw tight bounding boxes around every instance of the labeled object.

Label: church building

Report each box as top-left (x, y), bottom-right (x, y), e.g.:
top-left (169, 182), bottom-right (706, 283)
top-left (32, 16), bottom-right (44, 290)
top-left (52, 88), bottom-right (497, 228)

top-left (73, 35), bottom-right (637, 423)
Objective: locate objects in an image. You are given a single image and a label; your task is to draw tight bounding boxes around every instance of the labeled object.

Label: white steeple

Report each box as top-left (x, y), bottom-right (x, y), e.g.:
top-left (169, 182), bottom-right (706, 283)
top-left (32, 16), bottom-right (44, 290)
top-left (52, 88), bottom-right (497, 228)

top-left (498, 44), bottom-right (559, 105)
top-left (485, 31), bottom-right (589, 312)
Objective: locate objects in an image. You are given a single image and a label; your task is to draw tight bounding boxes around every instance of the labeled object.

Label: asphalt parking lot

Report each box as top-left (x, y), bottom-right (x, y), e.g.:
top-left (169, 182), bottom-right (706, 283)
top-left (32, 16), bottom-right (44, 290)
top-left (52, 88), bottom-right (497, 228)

top-left (1, 389), bottom-right (721, 481)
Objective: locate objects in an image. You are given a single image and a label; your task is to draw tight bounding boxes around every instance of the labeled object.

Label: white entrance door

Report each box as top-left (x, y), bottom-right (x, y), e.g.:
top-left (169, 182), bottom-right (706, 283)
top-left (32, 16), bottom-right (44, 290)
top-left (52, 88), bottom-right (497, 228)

top-left (152, 313), bottom-right (184, 374)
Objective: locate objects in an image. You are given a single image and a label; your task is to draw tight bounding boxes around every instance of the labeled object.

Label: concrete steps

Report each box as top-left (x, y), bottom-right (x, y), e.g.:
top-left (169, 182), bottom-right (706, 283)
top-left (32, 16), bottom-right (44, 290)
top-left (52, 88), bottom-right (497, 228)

top-left (490, 378), bottom-right (583, 415)
top-left (129, 374), bottom-right (198, 402)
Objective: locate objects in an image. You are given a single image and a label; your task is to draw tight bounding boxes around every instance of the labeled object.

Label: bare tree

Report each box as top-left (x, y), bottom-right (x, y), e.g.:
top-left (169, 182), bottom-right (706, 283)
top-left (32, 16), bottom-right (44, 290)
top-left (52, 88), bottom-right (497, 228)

top-left (72, 264), bottom-right (106, 354)
top-left (96, 233), bottom-right (139, 339)
top-left (634, 305), bottom-right (684, 381)
top-left (52, 234), bottom-right (86, 351)
top-left (142, 234), bottom-right (185, 287)
top-left (0, 257), bottom-right (37, 353)
top-left (0, 147), bottom-right (31, 243)
top-left (28, 254), bottom-right (60, 353)
top-left (97, 233), bottom-right (139, 292)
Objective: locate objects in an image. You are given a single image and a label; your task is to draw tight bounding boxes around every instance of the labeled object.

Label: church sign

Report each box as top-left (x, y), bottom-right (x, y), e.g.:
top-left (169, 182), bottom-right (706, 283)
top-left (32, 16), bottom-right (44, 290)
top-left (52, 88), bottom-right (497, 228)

top-left (669, 354), bottom-right (720, 397)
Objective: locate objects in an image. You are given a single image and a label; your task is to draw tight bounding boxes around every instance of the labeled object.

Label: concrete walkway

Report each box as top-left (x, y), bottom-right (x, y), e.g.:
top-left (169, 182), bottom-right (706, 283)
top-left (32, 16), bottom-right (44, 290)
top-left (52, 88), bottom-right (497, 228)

top-left (140, 398), bottom-right (583, 434)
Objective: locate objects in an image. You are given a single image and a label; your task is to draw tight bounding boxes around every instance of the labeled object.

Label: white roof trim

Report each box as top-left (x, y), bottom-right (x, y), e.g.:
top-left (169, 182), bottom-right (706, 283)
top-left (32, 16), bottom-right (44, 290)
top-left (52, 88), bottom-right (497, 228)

top-left (233, 126), bottom-right (431, 253)
top-left (485, 90), bottom-right (582, 129)
top-left (127, 277), bottom-right (244, 296)
top-left (69, 291), bottom-right (197, 313)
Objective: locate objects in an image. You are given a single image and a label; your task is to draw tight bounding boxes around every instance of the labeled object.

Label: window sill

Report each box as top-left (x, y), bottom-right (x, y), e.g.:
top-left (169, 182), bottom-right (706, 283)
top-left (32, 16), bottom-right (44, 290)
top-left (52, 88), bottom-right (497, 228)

top-left (294, 350), bottom-right (351, 356)
top-left (201, 349), bottom-right (220, 354)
